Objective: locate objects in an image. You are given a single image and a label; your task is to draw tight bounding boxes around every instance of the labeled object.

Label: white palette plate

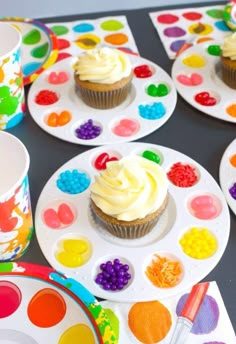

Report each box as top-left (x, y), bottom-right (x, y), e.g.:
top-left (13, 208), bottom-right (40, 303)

top-left (219, 138), bottom-right (236, 215)
top-left (0, 262), bottom-right (115, 343)
top-left (35, 142), bottom-right (230, 302)
top-left (171, 40), bottom-right (236, 123)
top-left (27, 55), bottom-right (177, 145)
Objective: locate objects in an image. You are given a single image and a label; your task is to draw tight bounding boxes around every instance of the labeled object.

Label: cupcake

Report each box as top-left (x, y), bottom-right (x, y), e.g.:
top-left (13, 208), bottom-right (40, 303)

top-left (90, 156), bottom-right (169, 239)
top-left (221, 32), bottom-right (236, 89)
top-left (73, 47), bottom-right (133, 109)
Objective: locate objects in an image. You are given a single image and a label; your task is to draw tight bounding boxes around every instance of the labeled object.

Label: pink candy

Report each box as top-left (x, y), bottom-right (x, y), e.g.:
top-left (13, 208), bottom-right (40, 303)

top-left (190, 195), bottom-right (217, 219)
top-left (48, 71), bottom-right (69, 84)
top-left (43, 203), bottom-right (74, 229)
top-left (177, 73), bottom-right (203, 86)
top-left (113, 119), bottom-right (139, 137)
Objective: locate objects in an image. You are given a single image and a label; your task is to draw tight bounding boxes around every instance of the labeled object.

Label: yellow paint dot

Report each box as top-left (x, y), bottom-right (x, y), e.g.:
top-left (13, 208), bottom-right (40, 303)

top-left (182, 54), bottom-right (206, 68)
top-left (179, 227), bottom-right (218, 259)
top-left (188, 23), bottom-right (213, 36)
top-left (59, 324), bottom-right (95, 344)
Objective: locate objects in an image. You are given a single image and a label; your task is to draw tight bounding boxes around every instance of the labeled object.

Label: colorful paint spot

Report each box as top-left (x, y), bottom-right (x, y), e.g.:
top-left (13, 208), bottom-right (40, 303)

top-left (206, 8), bottom-right (224, 19)
top-left (170, 39), bottom-right (188, 53)
top-left (73, 23), bottom-right (95, 33)
top-left (182, 12), bottom-right (202, 20)
top-left (59, 324), bottom-right (96, 344)
top-left (188, 22), bottom-right (213, 35)
top-left (75, 33), bottom-right (101, 49)
top-left (182, 54), bottom-right (206, 68)
top-left (214, 20), bottom-right (231, 32)
top-left (23, 62), bottom-right (41, 76)
top-left (0, 281), bottom-right (21, 318)
top-left (23, 29), bottom-right (41, 44)
top-left (104, 33), bottom-right (128, 45)
top-left (57, 38), bottom-right (71, 50)
top-left (100, 19), bottom-right (124, 31)
top-left (55, 237), bottom-right (92, 268)
top-left (27, 288), bottom-right (66, 327)
top-left (104, 308), bottom-right (119, 341)
top-left (50, 25), bottom-right (69, 36)
top-left (128, 301), bottom-right (172, 343)
top-left (31, 42), bottom-right (49, 58)
top-left (157, 14), bottom-right (179, 24)
top-left (164, 26), bottom-right (186, 37)
top-left (176, 294), bottom-right (219, 334)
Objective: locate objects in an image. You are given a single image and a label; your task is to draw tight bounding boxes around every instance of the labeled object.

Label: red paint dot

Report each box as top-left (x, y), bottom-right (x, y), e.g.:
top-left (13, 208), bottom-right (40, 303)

top-left (157, 14), bottom-right (179, 24)
top-left (27, 288), bottom-right (66, 328)
top-left (182, 12), bottom-right (203, 21)
top-left (0, 281), bottom-right (22, 318)
top-left (56, 52), bottom-right (72, 62)
top-left (57, 38), bottom-right (71, 50)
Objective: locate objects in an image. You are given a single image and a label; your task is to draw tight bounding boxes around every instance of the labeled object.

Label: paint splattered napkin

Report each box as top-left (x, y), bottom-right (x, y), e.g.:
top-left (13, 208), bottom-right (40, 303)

top-left (101, 281), bottom-right (236, 343)
top-left (46, 16), bottom-right (139, 61)
top-left (149, 5), bottom-right (231, 59)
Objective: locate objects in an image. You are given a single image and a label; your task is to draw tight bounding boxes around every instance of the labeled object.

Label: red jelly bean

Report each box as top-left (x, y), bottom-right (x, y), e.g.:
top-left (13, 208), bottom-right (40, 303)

top-left (44, 208), bottom-right (60, 228)
top-left (57, 203), bottom-right (74, 225)
top-left (94, 153), bottom-right (118, 170)
top-left (194, 92), bottom-right (217, 106)
top-left (35, 90), bottom-right (59, 105)
top-left (134, 64), bottom-right (153, 78)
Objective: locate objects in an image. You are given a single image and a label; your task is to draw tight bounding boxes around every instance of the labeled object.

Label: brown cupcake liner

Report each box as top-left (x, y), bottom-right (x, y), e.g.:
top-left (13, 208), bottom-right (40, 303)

top-left (221, 63), bottom-right (236, 89)
top-left (75, 82), bottom-right (131, 109)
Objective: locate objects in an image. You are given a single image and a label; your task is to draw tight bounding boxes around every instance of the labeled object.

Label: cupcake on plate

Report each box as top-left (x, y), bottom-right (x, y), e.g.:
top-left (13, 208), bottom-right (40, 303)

top-left (221, 32), bottom-right (236, 89)
top-left (73, 47), bottom-right (133, 109)
top-left (90, 156), bottom-right (169, 239)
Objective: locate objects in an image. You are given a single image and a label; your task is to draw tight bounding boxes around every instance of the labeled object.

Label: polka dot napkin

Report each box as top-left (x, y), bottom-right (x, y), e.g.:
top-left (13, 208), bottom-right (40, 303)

top-left (149, 5), bottom-right (231, 59)
top-left (46, 16), bottom-right (139, 62)
top-left (101, 281), bottom-right (235, 343)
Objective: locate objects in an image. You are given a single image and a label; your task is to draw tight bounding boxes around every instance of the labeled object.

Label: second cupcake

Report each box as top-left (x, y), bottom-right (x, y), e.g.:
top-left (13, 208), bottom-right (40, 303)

top-left (74, 47), bottom-right (133, 109)
top-left (90, 156), bottom-right (169, 239)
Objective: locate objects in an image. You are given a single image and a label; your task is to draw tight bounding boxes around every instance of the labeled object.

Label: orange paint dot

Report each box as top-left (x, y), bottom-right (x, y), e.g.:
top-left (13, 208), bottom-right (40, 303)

top-left (230, 154), bottom-right (236, 167)
top-left (128, 301), bottom-right (172, 343)
top-left (226, 104), bottom-right (236, 118)
top-left (104, 33), bottom-right (128, 45)
top-left (27, 288), bottom-right (66, 327)
top-left (196, 37), bottom-right (214, 44)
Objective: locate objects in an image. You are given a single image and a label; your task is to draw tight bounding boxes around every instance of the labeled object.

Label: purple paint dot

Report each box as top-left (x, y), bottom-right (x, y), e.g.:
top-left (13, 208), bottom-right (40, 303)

top-left (176, 294), bottom-right (219, 334)
top-left (170, 39), bottom-right (186, 52)
top-left (164, 26), bottom-right (186, 38)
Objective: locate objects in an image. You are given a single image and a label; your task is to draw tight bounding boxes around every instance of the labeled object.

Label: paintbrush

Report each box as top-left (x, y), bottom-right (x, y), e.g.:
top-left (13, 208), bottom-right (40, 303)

top-left (169, 281), bottom-right (210, 344)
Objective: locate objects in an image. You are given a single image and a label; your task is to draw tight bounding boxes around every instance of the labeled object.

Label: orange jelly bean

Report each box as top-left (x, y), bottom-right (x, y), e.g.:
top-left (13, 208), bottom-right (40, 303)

top-left (57, 110), bottom-right (71, 126)
top-left (226, 104), bottom-right (236, 118)
top-left (47, 112), bottom-right (58, 127)
top-left (230, 154), bottom-right (236, 167)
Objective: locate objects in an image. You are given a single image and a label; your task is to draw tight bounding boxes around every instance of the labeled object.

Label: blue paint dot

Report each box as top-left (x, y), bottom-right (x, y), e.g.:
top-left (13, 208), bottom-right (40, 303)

top-left (214, 20), bottom-right (231, 31)
top-left (138, 102), bottom-right (166, 120)
top-left (170, 39), bottom-right (186, 52)
top-left (23, 62), bottom-right (41, 76)
top-left (72, 23), bottom-right (95, 33)
top-left (6, 112), bottom-right (24, 129)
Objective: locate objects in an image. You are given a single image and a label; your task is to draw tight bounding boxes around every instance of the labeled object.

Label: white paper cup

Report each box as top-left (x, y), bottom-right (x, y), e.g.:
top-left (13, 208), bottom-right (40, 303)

top-left (0, 131), bottom-right (33, 261)
top-left (0, 23), bottom-right (25, 130)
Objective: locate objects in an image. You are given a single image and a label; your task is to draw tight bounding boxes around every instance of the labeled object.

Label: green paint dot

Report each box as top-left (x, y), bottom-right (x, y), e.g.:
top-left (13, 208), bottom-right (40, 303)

top-left (206, 9), bottom-right (224, 19)
top-left (23, 29), bottom-right (41, 45)
top-left (100, 19), bottom-right (124, 31)
top-left (207, 44), bottom-right (222, 56)
top-left (104, 308), bottom-right (119, 341)
top-left (31, 42), bottom-right (49, 58)
top-left (0, 262), bottom-right (14, 272)
top-left (51, 25), bottom-right (69, 36)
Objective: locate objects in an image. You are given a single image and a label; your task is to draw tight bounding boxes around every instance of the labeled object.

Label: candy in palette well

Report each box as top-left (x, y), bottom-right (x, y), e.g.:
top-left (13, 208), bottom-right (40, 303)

top-left (0, 18), bottom-right (58, 85)
top-left (149, 5), bottom-right (230, 60)
top-left (27, 56), bottom-right (177, 145)
top-left (220, 138), bottom-right (236, 216)
top-left (0, 262), bottom-right (116, 344)
top-left (101, 281), bottom-right (235, 343)
top-left (171, 40), bottom-right (236, 123)
top-left (47, 16), bottom-right (139, 62)
top-left (35, 142), bottom-right (230, 303)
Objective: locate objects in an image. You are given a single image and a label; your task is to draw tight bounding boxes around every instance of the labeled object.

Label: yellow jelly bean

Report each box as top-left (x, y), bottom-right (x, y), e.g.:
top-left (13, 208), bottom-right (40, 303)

top-left (182, 55), bottom-right (206, 68)
top-left (63, 239), bottom-right (88, 254)
top-left (56, 251), bottom-right (84, 268)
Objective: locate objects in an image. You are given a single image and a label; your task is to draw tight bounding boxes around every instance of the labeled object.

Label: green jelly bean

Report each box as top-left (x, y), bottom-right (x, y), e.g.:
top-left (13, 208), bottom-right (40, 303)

top-left (156, 84), bottom-right (169, 97)
top-left (207, 45), bottom-right (222, 56)
top-left (147, 84), bottom-right (158, 96)
top-left (142, 150), bottom-right (160, 164)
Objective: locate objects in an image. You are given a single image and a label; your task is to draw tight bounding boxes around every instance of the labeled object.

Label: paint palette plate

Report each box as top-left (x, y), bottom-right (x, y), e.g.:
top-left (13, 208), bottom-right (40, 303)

top-left (171, 40), bottom-right (236, 123)
top-left (35, 142), bottom-right (230, 302)
top-left (219, 138), bottom-right (236, 215)
top-left (27, 56), bottom-right (177, 145)
top-left (0, 262), bottom-right (116, 343)
top-left (0, 17), bottom-right (58, 85)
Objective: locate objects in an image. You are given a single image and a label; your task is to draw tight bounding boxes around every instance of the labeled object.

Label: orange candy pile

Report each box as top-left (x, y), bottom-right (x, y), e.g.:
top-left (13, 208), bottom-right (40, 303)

top-left (47, 110), bottom-right (71, 127)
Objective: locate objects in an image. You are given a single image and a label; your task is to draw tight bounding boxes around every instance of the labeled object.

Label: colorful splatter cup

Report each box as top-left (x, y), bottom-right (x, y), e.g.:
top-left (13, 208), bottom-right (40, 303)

top-left (0, 23), bottom-right (25, 130)
top-left (0, 131), bottom-right (34, 261)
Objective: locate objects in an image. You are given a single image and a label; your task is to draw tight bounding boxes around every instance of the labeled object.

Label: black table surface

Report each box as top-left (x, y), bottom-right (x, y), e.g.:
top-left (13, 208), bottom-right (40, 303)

top-left (8, 0), bottom-right (236, 333)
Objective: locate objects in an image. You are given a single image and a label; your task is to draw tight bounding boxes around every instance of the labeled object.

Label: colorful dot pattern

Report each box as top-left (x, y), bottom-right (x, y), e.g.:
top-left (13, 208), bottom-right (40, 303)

top-left (0, 262), bottom-right (116, 343)
top-left (47, 16), bottom-right (139, 62)
top-left (149, 5), bottom-right (230, 59)
top-left (0, 17), bottom-right (58, 85)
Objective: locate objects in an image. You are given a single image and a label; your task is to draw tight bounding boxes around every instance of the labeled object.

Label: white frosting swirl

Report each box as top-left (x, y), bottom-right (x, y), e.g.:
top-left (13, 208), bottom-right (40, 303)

top-left (222, 32), bottom-right (236, 60)
top-left (90, 156), bottom-right (168, 221)
top-left (74, 47), bottom-right (132, 84)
